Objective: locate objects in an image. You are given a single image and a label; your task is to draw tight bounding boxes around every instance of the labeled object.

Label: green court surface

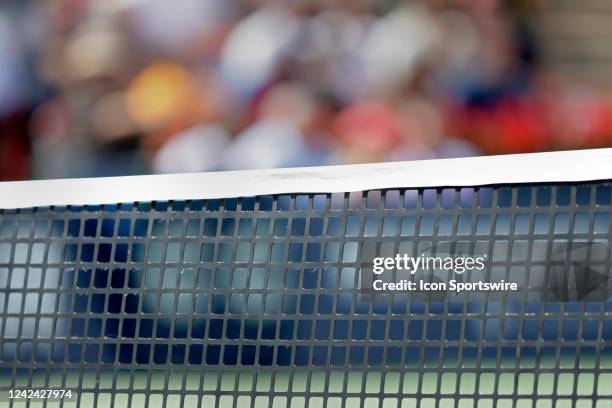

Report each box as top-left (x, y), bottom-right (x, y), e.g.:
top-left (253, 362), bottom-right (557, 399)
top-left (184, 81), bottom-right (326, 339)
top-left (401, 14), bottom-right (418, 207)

top-left (3, 368), bottom-right (612, 407)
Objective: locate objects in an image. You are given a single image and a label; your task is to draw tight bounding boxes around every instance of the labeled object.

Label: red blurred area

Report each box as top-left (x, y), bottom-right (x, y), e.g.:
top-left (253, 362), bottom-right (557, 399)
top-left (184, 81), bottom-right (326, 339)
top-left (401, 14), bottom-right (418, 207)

top-left (0, 112), bottom-right (31, 181)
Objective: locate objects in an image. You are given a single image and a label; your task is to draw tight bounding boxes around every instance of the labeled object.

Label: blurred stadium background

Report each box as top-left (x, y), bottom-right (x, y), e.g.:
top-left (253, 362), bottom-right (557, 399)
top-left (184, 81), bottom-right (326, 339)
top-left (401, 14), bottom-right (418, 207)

top-left (1, 0), bottom-right (612, 181)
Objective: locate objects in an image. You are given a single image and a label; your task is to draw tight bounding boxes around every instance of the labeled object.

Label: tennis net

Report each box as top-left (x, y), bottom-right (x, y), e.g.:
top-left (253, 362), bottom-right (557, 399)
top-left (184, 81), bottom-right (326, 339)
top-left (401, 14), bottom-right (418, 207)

top-left (0, 149), bottom-right (611, 407)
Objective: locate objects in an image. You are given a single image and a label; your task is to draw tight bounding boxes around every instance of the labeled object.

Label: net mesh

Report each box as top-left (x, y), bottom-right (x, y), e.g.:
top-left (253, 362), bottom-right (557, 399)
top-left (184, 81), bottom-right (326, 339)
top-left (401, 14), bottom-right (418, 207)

top-left (0, 182), bottom-right (611, 407)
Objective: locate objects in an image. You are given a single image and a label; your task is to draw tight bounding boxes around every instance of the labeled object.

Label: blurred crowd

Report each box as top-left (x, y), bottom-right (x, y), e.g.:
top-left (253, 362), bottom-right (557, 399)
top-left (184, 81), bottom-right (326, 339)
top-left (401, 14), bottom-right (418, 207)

top-left (2, 0), bottom-right (612, 181)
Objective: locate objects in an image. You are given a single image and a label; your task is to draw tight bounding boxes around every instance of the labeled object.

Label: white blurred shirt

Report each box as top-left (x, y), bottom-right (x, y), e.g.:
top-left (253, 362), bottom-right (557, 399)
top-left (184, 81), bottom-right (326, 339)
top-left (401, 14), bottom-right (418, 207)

top-left (220, 119), bottom-right (318, 171)
top-left (220, 6), bottom-right (301, 100)
top-left (153, 124), bottom-right (230, 174)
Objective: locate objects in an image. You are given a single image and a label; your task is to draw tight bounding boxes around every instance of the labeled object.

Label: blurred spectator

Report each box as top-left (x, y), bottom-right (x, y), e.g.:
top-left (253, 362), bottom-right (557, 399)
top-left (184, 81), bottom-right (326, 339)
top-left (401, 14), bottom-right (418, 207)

top-left (221, 82), bottom-right (331, 170)
top-left (128, 0), bottom-right (238, 56)
top-left (1, 0), bottom-right (612, 181)
top-left (332, 100), bottom-right (402, 163)
top-left (359, 4), bottom-right (438, 94)
top-left (220, 5), bottom-right (301, 102)
top-left (152, 124), bottom-right (230, 173)
top-left (0, 12), bottom-right (32, 181)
